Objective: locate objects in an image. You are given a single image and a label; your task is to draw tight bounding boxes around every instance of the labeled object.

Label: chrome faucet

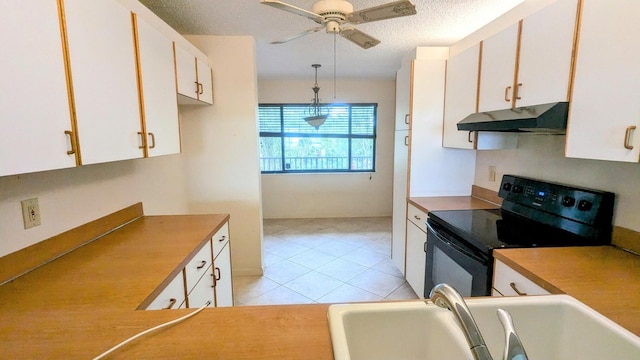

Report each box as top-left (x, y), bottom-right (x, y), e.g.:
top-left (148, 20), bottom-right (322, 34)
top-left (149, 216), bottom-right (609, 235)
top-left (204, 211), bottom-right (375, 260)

top-left (429, 284), bottom-right (529, 360)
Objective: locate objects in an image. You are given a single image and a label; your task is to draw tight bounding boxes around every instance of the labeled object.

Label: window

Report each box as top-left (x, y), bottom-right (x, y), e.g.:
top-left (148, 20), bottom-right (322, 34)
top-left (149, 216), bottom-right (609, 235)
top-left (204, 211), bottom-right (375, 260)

top-left (258, 103), bottom-right (377, 173)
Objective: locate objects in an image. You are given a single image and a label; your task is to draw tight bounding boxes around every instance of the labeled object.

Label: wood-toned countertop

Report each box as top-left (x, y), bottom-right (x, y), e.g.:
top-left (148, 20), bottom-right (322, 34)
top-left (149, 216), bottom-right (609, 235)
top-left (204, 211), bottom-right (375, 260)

top-left (408, 196), bottom-right (499, 213)
top-left (0, 214), bottom-right (333, 359)
top-left (494, 246), bottom-right (640, 336)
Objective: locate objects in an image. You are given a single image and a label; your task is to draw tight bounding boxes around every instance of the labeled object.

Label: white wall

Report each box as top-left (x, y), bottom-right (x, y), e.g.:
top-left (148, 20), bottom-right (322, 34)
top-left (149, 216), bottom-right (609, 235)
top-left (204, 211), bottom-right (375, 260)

top-left (181, 36), bottom-right (264, 276)
top-left (0, 154), bottom-right (189, 257)
top-left (258, 78), bottom-right (395, 219)
top-left (475, 135), bottom-right (640, 231)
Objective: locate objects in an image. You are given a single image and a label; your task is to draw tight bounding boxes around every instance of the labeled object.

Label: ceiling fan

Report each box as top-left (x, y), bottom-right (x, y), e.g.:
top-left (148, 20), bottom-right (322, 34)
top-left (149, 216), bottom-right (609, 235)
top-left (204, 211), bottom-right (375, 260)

top-left (260, 0), bottom-right (417, 49)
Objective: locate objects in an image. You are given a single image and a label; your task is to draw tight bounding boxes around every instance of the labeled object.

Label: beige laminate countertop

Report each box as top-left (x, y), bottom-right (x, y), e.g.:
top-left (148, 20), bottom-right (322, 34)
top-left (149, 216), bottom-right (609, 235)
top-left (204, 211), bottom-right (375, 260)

top-left (494, 246), bottom-right (640, 336)
top-left (0, 214), bottom-right (333, 359)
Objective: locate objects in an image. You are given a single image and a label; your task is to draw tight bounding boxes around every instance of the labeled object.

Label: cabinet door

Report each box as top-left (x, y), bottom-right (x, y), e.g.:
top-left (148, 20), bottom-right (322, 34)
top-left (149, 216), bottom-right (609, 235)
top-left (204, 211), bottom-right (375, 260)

top-left (213, 242), bottom-right (233, 307)
top-left (391, 130), bottom-right (409, 275)
top-left (517, 0), bottom-right (578, 107)
top-left (63, 0), bottom-right (143, 165)
top-left (405, 221), bottom-right (426, 298)
top-left (196, 58), bottom-right (213, 105)
top-left (566, 0), bottom-right (640, 162)
top-left (135, 15), bottom-right (180, 157)
top-left (394, 63), bottom-right (411, 131)
top-left (478, 23), bottom-right (519, 112)
top-left (0, 0), bottom-right (76, 176)
top-left (443, 44), bottom-right (479, 149)
top-left (174, 44), bottom-right (199, 102)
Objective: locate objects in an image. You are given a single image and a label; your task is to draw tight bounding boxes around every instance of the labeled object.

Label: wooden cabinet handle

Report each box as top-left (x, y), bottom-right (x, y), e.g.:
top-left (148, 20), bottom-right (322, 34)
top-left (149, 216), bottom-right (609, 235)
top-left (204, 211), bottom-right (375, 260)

top-left (148, 132), bottom-right (156, 149)
top-left (515, 83), bottom-right (522, 100)
top-left (164, 298), bottom-right (177, 309)
top-left (624, 125), bottom-right (636, 150)
top-left (137, 132), bottom-right (145, 149)
top-left (214, 267), bottom-right (221, 281)
top-left (404, 113), bottom-right (410, 125)
top-left (64, 130), bottom-right (76, 155)
top-left (504, 86), bottom-right (512, 102)
top-left (196, 260), bottom-right (207, 269)
top-left (404, 136), bottom-right (409, 146)
top-left (509, 282), bottom-right (527, 296)
top-left (467, 131), bottom-right (474, 143)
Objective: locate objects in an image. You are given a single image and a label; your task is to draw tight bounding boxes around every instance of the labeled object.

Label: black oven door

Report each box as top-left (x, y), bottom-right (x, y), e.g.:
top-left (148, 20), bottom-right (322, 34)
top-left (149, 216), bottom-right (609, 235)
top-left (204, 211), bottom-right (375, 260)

top-left (424, 219), bottom-right (493, 298)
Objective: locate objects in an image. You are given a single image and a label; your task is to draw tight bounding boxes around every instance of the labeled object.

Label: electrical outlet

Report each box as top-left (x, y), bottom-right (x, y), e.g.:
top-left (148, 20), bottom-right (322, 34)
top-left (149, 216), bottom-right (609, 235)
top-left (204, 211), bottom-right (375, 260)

top-left (21, 198), bottom-right (41, 229)
top-left (488, 166), bottom-right (497, 182)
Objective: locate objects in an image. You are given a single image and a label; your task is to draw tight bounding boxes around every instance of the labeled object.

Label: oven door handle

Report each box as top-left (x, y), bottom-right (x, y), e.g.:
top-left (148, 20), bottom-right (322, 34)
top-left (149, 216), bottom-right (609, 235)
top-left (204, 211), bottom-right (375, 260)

top-left (427, 222), bottom-right (487, 264)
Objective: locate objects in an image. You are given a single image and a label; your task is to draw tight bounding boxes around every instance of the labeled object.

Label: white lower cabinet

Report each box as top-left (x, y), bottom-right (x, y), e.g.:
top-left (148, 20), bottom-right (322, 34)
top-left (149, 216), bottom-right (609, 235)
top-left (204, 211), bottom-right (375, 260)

top-left (213, 242), bottom-right (233, 307)
top-left (143, 220), bottom-right (233, 309)
top-left (405, 204), bottom-right (428, 298)
top-left (492, 259), bottom-right (550, 297)
top-left (187, 264), bottom-right (215, 308)
top-left (146, 270), bottom-right (186, 310)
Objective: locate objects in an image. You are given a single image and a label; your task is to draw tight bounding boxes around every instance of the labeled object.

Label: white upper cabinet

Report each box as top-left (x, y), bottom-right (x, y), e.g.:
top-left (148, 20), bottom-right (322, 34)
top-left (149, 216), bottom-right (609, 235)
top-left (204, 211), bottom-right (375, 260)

top-left (0, 0), bottom-right (76, 176)
top-left (478, 23), bottom-right (519, 112)
top-left (175, 45), bottom-right (213, 105)
top-left (395, 62), bottom-right (411, 131)
top-left (479, 0), bottom-right (578, 111)
top-left (63, 0), bottom-right (143, 165)
top-left (134, 14), bottom-right (181, 157)
top-left (517, 0), bottom-right (578, 107)
top-left (443, 44), bottom-right (480, 149)
top-left (566, 0), bottom-right (640, 162)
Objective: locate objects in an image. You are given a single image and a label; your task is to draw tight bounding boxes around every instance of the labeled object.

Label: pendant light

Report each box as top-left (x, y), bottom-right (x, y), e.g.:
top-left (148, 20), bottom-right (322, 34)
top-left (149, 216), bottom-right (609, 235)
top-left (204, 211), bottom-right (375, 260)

top-left (304, 64), bottom-right (328, 129)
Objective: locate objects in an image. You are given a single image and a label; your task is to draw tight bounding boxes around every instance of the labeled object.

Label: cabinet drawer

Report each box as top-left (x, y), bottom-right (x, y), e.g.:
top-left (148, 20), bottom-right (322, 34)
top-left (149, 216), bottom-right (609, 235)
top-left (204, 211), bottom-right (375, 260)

top-left (407, 204), bottom-right (428, 232)
top-left (184, 241), bottom-right (213, 291)
top-left (187, 264), bottom-right (215, 308)
top-left (146, 270), bottom-right (186, 310)
top-left (211, 222), bottom-right (230, 259)
top-left (493, 259), bottom-right (550, 296)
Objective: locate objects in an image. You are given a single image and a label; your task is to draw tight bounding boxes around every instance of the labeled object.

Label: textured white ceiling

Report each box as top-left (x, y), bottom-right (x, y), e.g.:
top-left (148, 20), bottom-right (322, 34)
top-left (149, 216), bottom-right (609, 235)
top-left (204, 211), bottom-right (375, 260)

top-left (138, 0), bottom-right (524, 79)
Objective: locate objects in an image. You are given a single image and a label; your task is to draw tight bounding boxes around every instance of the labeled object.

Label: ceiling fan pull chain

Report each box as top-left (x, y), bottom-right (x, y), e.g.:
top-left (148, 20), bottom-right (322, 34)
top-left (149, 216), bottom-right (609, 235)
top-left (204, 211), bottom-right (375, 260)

top-left (334, 31), bottom-right (337, 99)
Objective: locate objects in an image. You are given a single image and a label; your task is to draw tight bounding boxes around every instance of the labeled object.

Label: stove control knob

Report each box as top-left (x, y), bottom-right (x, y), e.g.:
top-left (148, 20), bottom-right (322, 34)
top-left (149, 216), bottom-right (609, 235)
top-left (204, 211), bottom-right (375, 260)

top-left (512, 185), bottom-right (523, 193)
top-left (578, 200), bottom-right (593, 211)
top-left (502, 183), bottom-right (512, 191)
top-left (562, 196), bottom-right (576, 207)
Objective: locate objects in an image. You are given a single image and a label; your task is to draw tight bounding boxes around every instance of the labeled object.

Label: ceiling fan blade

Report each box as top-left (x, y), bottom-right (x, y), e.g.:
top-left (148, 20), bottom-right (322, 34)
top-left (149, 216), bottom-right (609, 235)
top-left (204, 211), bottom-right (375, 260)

top-left (348, 0), bottom-right (417, 24)
top-left (340, 27), bottom-right (381, 49)
top-left (260, 0), bottom-right (324, 23)
top-left (271, 25), bottom-right (325, 44)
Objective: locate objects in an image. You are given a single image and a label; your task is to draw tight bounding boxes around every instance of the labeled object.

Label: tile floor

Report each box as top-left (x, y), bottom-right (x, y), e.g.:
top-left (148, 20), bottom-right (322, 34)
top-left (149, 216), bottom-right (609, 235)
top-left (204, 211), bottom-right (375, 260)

top-left (233, 217), bottom-right (419, 306)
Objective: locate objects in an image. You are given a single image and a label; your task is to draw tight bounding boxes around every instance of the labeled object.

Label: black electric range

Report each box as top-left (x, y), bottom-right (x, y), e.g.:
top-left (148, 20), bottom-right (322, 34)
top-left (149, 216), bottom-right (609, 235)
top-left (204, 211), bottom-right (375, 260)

top-left (423, 175), bottom-right (615, 297)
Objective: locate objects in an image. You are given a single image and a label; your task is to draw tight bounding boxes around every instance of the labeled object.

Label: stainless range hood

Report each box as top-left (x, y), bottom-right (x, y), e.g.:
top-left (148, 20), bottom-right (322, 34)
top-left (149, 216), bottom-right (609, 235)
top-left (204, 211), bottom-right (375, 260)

top-left (457, 102), bottom-right (569, 133)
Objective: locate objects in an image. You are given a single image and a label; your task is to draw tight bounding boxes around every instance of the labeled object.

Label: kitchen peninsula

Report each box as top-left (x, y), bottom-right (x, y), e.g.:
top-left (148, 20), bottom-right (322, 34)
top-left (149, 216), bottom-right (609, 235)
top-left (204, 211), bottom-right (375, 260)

top-left (0, 204), bottom-right (638, 358)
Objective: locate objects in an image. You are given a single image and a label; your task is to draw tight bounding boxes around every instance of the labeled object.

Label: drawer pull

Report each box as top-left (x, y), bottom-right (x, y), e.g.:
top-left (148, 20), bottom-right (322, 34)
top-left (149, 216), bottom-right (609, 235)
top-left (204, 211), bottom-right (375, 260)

top-left (148, 132), bottom-right (156, 149)
top-left (509, 282), bottom-right (527, 296)
top-left (211, 273), bottom-right (216, 288)
top-left (214, 267), bottom-right (221, 281)
top-left (414, 215), bottom-right (421, 220)
top-left (404, 113), bottom-right (410, 124)
top-left (515, 83), bottom-right (522, 100)
top-left (218, 235), bottom-right (226, 243)
top-left (196, 260), bottom-right (207, 269)
top-left (468, 131), bottom-right (474, 143)
top-left (137, 131), bottom-right (145, 149)
top-left (164, 298), bottom-right (177, 310)
top-left (404, 136), bottom-right (409, 146)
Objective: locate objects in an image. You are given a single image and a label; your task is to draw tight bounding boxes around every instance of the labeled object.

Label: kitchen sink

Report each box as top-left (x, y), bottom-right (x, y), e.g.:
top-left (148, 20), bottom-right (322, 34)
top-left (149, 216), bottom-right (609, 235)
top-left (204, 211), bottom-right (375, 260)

top-left (327, 295), bottom-right (640, 360)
